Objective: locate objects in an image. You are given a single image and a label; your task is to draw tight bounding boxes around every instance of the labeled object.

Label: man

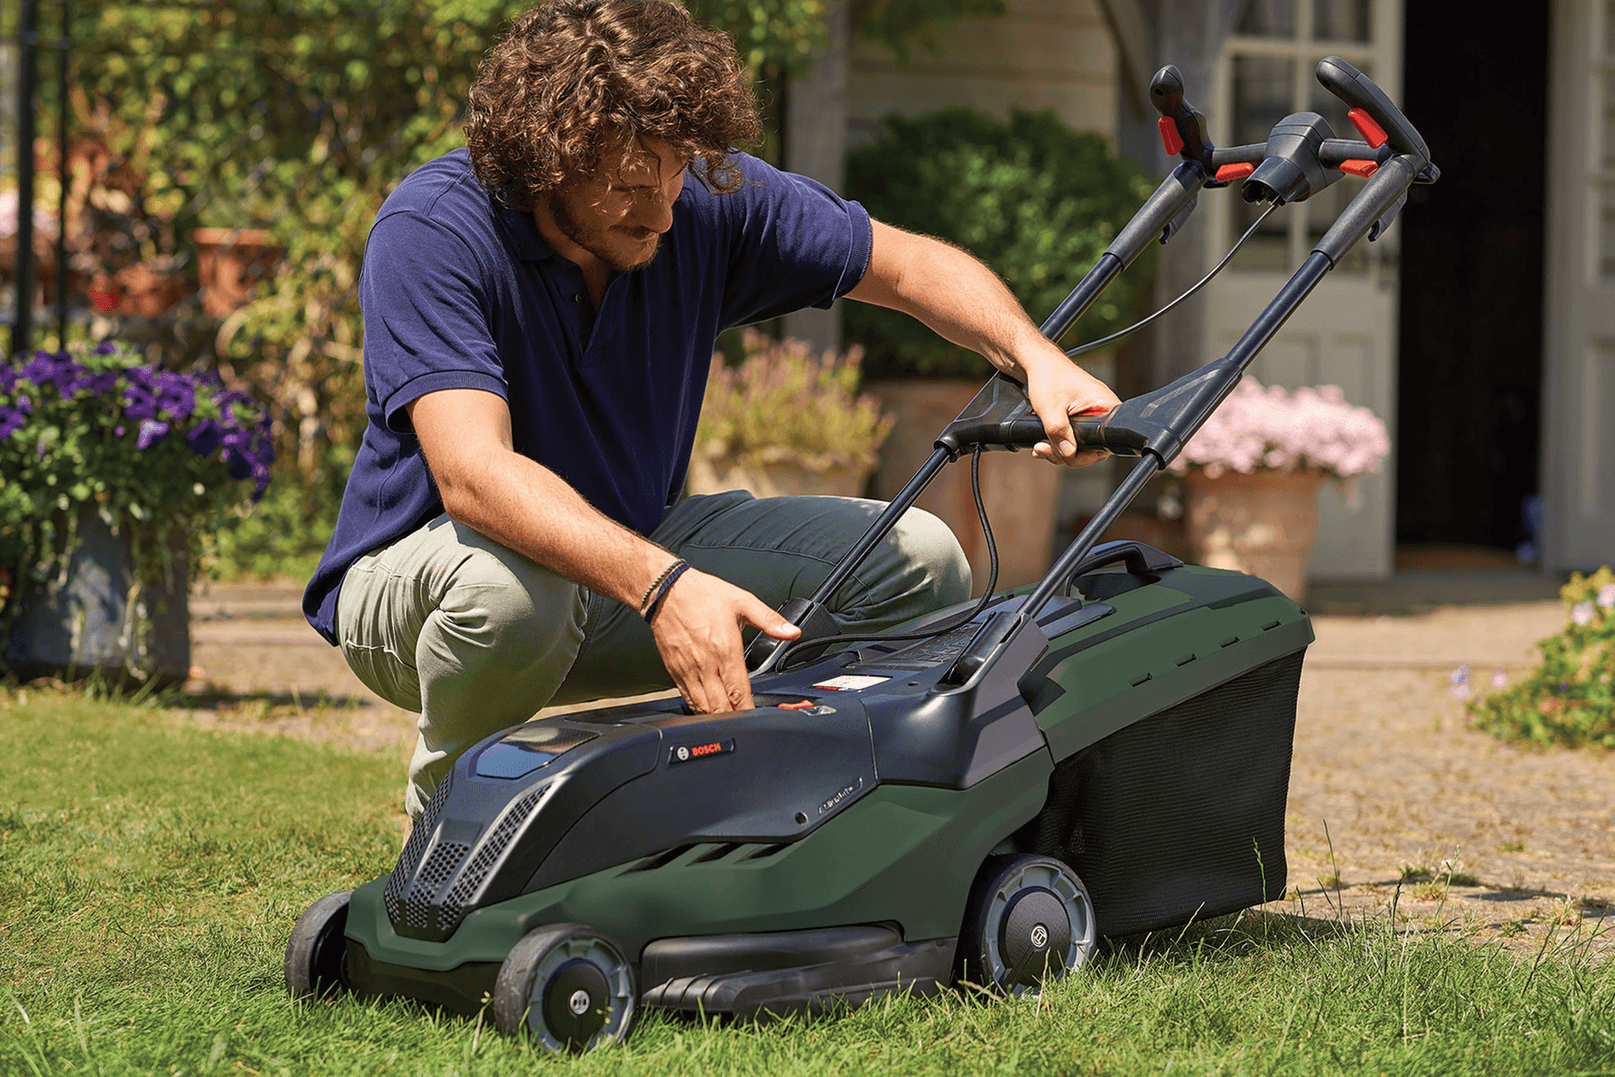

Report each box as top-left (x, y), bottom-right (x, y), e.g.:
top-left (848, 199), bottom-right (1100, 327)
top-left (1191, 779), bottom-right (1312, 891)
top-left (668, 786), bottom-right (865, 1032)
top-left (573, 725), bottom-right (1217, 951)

top-left (304, 0), bottom-right (1119, 818)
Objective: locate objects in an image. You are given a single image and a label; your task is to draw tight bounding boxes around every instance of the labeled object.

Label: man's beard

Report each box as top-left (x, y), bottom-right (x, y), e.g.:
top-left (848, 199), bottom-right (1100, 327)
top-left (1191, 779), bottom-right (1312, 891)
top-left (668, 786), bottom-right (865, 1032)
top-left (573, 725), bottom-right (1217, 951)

top-left (549, 196), bottom-right (661, 273)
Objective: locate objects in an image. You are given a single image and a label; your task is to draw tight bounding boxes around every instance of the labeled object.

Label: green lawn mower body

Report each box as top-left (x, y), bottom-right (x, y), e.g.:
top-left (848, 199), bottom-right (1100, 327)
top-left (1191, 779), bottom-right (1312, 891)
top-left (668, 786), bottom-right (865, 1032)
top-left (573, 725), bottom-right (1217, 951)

top-left (337, 556), bottom-right (1309, 1023)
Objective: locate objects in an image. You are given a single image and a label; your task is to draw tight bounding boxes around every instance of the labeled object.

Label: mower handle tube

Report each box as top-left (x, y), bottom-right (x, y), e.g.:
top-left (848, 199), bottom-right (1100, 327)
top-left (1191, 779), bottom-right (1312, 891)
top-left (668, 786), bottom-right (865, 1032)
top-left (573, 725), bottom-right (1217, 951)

top-left (940, 58), bottom-right (1435, 688)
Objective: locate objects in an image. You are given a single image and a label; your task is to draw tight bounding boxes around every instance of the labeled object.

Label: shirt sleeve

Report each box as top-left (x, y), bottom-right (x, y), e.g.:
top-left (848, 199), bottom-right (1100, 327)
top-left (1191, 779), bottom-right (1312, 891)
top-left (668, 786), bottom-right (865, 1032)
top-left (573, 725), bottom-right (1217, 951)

top-left (716, 156), bottom-right (873, 329)
top-left (359, 208), bottom-right (510, 433)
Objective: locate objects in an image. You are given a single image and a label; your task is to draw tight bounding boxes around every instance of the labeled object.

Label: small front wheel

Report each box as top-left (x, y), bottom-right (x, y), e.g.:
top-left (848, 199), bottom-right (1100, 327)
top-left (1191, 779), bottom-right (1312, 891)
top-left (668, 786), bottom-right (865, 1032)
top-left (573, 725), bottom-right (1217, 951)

top-left (492, 923), bottom-right (637, 1053)
top-left (285, 889), bottom-right (353, 999)
top-left (958, 855), bottom-right (1096, 997)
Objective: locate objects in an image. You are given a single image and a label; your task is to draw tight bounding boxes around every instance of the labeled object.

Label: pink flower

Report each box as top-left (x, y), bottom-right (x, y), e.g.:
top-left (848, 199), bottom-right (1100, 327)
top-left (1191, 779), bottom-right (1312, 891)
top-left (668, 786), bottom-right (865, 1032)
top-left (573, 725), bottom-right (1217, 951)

top-left (1450, 664), bottom-right (1471, 701)
top-left (1598, 584), bottom-right (1615, 610)
top-left (1490, 668), bottom-right (1507, 690)
top-left (1169, 378), bottom-right (1389, 479)
top-left (1571, 602), bottom-right (1595, 627)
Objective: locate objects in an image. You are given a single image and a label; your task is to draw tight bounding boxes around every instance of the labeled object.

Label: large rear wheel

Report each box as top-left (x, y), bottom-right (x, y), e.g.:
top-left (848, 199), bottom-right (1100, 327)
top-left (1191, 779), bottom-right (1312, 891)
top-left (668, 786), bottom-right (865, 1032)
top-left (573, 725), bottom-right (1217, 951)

top-left (492, 923), bottom-right (637, 1053)
top-left (958, 855), bottom-right (1096, 996)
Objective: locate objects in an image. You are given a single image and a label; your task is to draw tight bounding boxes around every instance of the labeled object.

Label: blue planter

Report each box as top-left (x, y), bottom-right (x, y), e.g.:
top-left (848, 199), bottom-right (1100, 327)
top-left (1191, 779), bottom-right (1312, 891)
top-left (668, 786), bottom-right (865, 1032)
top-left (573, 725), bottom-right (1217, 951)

top-left (3, 512), bottom-right (190, 685)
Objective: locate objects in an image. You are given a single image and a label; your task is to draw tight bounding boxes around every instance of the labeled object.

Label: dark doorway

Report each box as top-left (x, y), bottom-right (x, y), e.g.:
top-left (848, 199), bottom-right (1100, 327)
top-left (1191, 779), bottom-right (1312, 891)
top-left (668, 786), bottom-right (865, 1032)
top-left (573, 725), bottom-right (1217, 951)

top-left (1395, 4), bottom-right (1548, 556)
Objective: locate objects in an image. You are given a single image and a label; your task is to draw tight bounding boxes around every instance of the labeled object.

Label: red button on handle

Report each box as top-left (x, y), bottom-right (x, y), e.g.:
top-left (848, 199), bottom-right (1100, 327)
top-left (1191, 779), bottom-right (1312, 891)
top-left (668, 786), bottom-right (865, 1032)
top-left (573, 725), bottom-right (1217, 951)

top-left (1340, 159), bottom-right (1379, 178)
top-left (1215, 162), bottom-right (1255, 183)
top-left (777, 700), bottom-right (815, 710)
top-left (1158, 117), bottom-right (1184, 157)
top-left (1348, 108), bottom-right (1388, 149)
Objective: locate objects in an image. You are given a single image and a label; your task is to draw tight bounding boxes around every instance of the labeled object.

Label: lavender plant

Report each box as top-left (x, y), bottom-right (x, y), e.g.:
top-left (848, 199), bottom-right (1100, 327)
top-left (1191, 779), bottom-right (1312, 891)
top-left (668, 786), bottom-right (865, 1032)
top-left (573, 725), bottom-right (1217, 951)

top-left (696, 330), bottom-right (894, 473)
top-left (1466, 567), bottom-right (1615, 750)
top-left (0, 342), bottom-right (273, 636)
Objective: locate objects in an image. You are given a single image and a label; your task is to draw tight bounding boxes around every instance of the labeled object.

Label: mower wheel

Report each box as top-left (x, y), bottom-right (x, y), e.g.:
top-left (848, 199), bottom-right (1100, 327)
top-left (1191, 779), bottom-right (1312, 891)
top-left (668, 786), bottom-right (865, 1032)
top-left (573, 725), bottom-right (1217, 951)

top-left (958, 855), bottom-right (1096, 997)
top-left (285, 889), bottom-right (353, 999)
top-left (493, 923), bottom-right (637, 1053)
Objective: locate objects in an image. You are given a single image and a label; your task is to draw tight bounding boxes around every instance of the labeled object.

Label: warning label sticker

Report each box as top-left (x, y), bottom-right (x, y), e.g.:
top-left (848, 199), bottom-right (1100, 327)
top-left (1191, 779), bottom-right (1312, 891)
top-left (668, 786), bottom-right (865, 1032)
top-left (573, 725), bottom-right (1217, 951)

top-left (811, 674), bottom-right (890, 691)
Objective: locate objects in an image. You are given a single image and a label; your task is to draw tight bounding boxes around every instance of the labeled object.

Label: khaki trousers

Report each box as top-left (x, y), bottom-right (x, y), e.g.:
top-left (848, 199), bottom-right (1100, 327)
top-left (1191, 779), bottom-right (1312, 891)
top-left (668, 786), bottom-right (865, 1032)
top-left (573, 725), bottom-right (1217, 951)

top-left (334, 491), bottom-right (971, 817)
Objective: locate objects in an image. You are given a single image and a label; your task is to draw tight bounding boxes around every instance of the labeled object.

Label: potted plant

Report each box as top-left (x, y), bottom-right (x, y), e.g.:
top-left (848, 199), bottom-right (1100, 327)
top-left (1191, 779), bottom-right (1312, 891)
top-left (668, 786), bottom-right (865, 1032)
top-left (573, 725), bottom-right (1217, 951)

top-left (0, 341), bottom-right (274, 685)
top-left (843, 108), bottom-right (1157, 588)
top-left (1167, 379), bottom-right (1390, 603)
top-left (688, 329), bottom-right (894, 499)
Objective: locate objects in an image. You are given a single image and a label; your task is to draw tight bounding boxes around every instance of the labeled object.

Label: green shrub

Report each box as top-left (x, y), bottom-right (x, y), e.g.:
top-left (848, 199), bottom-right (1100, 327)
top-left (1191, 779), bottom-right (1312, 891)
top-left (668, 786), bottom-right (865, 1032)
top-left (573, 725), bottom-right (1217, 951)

top-left (1467, 567), bottom-right (1615, 749)
top-left (844, 108), bottom-right (1157, 378)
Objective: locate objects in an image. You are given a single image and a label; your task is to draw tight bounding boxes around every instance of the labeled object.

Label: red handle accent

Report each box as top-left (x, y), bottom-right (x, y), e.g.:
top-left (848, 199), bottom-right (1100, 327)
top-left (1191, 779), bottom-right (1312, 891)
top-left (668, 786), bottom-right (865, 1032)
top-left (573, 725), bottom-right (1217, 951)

top-left (777, 699), bottom-right (815, 710)
top-left (1340, 159), bottom-right (1379, 178)
top-left (1158, 116), bottom-right (1185, 157)
top-left (1348, 107), bottom-right (1388, 149)
top-left (1215, 162), bottom-right (1255, 183)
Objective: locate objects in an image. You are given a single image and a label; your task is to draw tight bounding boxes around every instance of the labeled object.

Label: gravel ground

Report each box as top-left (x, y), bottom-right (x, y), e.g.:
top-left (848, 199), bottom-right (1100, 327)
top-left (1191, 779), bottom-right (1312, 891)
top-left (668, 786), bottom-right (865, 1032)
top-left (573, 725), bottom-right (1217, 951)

top-left (181, 578), bottom-right (1615, 956)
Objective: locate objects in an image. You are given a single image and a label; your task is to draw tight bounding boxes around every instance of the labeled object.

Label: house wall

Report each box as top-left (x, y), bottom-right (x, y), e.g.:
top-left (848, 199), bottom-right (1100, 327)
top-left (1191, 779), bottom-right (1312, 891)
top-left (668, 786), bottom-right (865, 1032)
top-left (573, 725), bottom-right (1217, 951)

top-left (846, 0), bottom-right (1119, 147)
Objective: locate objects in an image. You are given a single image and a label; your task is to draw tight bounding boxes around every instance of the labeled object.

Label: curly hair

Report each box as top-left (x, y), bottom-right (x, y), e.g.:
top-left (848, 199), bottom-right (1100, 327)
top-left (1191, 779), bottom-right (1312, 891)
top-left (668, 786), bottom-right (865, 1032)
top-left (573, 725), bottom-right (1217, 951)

top-left (464, 0), bottom-right (761, 208)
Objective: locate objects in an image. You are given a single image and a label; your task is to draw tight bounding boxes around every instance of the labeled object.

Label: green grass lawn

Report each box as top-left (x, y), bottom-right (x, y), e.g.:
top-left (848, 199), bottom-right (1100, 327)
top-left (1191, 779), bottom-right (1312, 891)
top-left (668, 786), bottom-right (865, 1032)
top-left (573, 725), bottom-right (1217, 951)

top-left (2, 688), bottom-right (1613, 1076)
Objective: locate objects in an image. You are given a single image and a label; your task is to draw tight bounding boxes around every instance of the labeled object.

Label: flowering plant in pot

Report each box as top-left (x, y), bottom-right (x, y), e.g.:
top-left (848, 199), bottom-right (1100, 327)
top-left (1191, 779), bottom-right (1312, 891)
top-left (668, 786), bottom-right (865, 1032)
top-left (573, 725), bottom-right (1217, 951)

top-left (1165, 379), bottom-right (1390, 602)
top-left (689, 330), bottom-right (894, 499)
top-left (0, 342), bottom-right (274, 683)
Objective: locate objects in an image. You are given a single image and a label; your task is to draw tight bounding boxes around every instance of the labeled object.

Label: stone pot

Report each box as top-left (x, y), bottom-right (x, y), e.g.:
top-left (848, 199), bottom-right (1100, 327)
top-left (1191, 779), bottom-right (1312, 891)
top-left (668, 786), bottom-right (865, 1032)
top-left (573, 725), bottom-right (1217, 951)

top-left (686, 452), bottom-right (873, 499)
top-left (2, 512), bottom-right (190, 686)
top-left (1183, 468), bottom-right (1326, 604)
top-left (865, 378), bottom-right (1062, 592)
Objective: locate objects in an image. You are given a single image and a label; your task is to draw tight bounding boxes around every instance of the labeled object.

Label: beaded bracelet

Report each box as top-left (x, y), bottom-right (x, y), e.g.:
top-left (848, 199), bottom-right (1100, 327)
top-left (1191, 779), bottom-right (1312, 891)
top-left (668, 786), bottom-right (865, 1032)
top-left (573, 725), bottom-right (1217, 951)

top-left (638, 558), bottom-right (686, 613)
top-left (641, 562), bottom-right (692, 624)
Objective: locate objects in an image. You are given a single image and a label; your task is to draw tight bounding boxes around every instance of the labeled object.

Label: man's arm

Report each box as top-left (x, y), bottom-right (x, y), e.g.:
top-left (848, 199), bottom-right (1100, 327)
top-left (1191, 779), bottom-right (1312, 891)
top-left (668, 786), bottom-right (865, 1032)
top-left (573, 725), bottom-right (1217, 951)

top-left (406, 388), bottom-right (798, 713)
top-left (845, 219), bottom-right (1119, 467)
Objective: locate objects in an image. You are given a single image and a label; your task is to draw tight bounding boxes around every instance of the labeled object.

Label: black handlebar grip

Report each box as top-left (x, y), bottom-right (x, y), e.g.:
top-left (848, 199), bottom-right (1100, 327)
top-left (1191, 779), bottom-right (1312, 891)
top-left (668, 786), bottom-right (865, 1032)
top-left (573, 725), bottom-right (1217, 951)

top-left (1000, 415), bottom-right (1114, 451)
top-left (1149, 64), bottom-right (1210, 165)
top-left (1315, 56), bottom-right (1428, 162)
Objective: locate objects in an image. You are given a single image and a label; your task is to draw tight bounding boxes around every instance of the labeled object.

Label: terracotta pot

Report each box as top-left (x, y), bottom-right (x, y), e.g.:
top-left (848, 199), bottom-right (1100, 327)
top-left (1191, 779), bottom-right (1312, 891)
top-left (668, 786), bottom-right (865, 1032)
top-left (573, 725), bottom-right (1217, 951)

top-left (1183, 468), bottom-right (1326, 603)
top-left (865, 378), bottom-right (1062, 592)
top-left (686, 453), bottom-right (872, 499)
top-left (194, 227), bottom-right (281, 317)
top-left (88, 260), bottom-right (190, 317)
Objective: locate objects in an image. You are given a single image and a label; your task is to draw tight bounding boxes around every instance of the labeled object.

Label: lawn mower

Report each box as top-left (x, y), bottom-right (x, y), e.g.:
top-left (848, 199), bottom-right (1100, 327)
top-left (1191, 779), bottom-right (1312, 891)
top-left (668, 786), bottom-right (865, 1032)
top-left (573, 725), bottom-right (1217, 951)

top-left (285, 56), bottom-right (1436, 1052)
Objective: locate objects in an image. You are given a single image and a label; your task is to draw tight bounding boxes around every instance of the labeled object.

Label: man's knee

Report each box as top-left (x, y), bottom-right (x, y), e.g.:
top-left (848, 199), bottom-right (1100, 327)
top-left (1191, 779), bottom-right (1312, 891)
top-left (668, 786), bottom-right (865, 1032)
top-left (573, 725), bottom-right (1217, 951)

top-left (888, 506), bottom-right (973, 609)
top-left (421, 549), bottom-right (584, 684)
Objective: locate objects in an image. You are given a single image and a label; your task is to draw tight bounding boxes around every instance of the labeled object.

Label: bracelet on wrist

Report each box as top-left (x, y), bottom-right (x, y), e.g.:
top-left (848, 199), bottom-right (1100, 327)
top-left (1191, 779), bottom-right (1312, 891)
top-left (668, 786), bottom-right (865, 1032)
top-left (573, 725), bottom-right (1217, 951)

top-left (638, 557), bottom-right (686, 613)
top-left (641, 562), bottom-right (692, 624)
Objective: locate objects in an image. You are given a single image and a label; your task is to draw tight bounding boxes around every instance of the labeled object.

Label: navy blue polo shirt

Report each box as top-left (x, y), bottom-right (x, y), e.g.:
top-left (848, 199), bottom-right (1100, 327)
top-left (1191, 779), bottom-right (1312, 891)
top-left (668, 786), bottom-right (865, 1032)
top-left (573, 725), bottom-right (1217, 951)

top-left (303, 148), bottom-right (872, 643)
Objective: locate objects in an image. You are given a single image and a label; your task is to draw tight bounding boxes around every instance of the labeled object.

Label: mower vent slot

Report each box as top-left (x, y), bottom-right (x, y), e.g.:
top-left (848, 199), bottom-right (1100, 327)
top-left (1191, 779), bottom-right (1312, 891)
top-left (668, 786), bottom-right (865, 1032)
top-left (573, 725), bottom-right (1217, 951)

top-left (743, 843), bottom-right (789, 861)
top-left (437, 784), bottom-right (549, 935)
top-left (384, 778), bottom-right (451, 927)
top-left (693, 842), bottom-right (746, 863)
top-left (627, 844), bottom-right (698, 873)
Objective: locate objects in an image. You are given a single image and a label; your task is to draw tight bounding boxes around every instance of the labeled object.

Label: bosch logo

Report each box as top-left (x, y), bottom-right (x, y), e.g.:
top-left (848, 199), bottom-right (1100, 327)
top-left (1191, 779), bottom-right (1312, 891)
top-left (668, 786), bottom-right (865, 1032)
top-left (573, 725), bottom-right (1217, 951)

top-left (1030, 924), bottom-right (1049, 949)
top-left (568, 989), bottom-right (592, 1016)
top-left (669, 739), bottom-right (734, 765)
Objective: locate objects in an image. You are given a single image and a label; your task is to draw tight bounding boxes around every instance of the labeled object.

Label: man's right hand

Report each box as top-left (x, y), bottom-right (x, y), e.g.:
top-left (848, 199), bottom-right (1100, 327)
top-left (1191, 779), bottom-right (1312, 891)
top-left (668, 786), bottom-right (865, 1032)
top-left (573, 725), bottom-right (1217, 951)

top-left (647, 567), bottom-right (800, 713)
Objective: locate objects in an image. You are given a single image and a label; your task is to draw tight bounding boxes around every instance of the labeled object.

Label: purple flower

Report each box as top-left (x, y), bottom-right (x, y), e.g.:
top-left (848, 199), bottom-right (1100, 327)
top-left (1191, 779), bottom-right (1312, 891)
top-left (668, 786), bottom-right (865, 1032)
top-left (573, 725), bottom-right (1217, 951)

top-left (185, 418), bottom-right (223, 458)
top-left (223, 446), bottom-right (253, 481)
top-left (93, 340), bottom-right (117, 356)
top-left (0, 406), bottom-right (22, 440)
top-left (114, 425), bottom-right (125, 437)
top-left (136, 418), bottom-right (170, 449)
top-left (1450, 664), bottom-right (1471, 701)
top-left (0, 366), bottom-right (15, 394)
top-left (1572, 601), bottom-right (1595, 627)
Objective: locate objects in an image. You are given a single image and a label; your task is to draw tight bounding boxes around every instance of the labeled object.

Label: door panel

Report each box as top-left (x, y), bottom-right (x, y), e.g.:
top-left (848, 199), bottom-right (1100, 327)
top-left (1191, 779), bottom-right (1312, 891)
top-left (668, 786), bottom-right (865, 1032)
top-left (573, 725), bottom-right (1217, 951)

top-left (1543, 0), bottom-right (1615, 570)
top-left (1203, 0), bottom-right (1402, 580)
